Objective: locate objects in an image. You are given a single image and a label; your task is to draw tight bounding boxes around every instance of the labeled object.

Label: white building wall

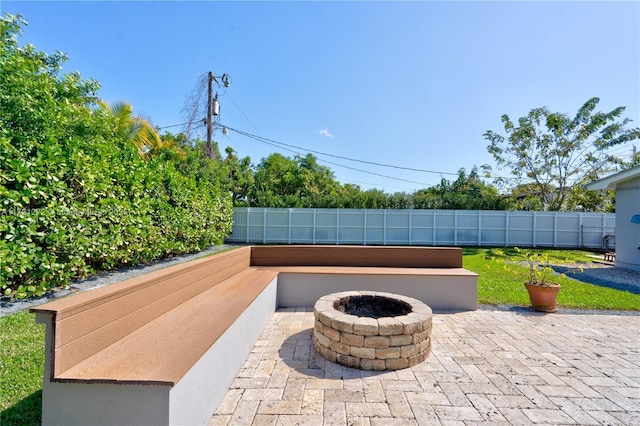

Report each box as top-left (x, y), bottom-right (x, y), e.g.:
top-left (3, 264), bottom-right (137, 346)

top-left (615, 176), bottom-right (640, 271)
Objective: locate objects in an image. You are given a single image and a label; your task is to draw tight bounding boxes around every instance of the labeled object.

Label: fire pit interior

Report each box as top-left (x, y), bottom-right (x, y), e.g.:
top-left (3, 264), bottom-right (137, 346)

top-left (336, 294), bottom-right (412, 318)
top-left (313, 291), bottom-right (432, 370)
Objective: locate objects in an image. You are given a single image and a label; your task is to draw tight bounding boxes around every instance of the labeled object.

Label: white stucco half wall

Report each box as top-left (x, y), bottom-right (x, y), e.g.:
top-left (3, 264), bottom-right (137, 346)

top-left (276, 272), bottom-right (478, 310)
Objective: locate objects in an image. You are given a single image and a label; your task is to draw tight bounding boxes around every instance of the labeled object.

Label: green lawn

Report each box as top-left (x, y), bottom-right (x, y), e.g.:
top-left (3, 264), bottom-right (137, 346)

top-left (464, 248), bottom-right (640, 311)
top-left (1, 248), bottom-right (638, 424)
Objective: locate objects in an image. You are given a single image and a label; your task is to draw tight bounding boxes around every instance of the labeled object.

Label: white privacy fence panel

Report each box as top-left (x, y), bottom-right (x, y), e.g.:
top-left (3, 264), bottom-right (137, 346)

top-left (228, 208), bottom-right (616, 249)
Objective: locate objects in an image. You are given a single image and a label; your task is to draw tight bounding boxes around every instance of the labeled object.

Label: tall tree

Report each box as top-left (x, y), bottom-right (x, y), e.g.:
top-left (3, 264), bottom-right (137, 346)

top-left (484, 98), bottom-right (640, 211)
top-left (248, 153), bottom-right (341, 207)
top-left (413, 168), bottom-right (510, 210)
top-left (249, 153), bottom-right (300, 207)
top-left (220, 146), bottom-right (254, 206)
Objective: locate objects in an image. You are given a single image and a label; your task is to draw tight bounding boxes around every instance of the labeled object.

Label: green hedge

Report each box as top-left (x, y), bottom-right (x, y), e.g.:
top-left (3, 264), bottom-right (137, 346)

top-left (0, 14), bottom-right (232, 298)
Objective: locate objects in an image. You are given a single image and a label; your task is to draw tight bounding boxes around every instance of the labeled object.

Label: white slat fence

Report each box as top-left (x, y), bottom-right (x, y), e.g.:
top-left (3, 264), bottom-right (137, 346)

top-left (228, 208), bottom-right (615, 249)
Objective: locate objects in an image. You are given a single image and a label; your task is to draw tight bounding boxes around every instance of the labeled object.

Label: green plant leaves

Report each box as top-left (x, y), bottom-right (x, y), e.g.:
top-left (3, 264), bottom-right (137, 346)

top-left (0, 14), bottom-right (233, 299)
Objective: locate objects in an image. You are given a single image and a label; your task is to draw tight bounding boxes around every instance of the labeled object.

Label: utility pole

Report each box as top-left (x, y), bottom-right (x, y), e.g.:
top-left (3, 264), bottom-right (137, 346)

top-left (204, 71), bottom-right (228, 160)
top-left (206, 71), bottom-right (215, 159)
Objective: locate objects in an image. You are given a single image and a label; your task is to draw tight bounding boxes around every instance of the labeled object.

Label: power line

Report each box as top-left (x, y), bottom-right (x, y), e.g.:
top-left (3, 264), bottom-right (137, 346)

top-left (220, 132), bottom-right (251, 159)
top-left (154, 121), bottom-right (584, 187)
top-left (215, 94), bottom-right (435, 189)
top-left (343, 179), bottom-right (420, 192)
top-left (319, 158), bottom-right (435, 187)
top-left (223, 124), bottom-right (531, 182)
top-left (223, 125), bottom-right (460, 176)
top-left (227, 126), bottom-right (435, 187)
top-left (157, 121), bottom-right (190, 130)
top-left (605, 145), bottom-right (634, 155)
top-left (159, 121), bottom-right (599, 185)
top-left (223, 92), bottom-right (262, 136)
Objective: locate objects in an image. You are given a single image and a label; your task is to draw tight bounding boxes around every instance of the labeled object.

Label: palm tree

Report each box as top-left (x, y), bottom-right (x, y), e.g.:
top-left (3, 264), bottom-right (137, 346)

top-left (97, 101), bottom-right (162, 159)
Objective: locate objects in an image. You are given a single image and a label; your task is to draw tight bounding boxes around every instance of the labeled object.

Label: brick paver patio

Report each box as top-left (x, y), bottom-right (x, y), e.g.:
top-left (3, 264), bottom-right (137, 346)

top-left (210, 307), bottom-right (640, 425)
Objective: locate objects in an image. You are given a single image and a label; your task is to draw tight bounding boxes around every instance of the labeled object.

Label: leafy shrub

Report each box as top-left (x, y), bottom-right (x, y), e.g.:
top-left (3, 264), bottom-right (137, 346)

top-left (0, 14), bottom-right (232, 298)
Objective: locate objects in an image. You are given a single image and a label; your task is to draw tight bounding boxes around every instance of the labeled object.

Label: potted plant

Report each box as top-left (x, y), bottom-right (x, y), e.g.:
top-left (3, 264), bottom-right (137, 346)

top-left (516, 248), bottom-right (561, 313)
top-left (491, 248), bottom-right (562, 313)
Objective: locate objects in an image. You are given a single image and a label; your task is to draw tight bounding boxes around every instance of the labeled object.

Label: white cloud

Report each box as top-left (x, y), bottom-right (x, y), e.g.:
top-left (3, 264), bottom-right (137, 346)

top-left (319, 128), bottom-right (335, 139)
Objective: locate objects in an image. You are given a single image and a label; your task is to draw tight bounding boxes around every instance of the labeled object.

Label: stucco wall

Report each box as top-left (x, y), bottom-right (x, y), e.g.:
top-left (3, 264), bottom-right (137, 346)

top-left (615, 176), bottom-right (640, 271)
top-left (276, 272), bottom-right (478, 310)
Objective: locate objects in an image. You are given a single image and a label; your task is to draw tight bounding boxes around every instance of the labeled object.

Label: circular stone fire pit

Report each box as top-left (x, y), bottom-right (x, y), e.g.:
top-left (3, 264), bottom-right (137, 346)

top-left (313, 291), bottom-right (432, 370)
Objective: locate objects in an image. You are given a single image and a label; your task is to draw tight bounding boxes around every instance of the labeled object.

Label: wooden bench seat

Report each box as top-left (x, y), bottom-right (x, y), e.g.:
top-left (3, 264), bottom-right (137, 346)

top-left (33, 244), bottom-right (477, 425)
top-left (250, 245), bottom-right (477, 309)
top-left (33, 247), bottom-right (256, 380)
top-left (54, 268), bottom-right (277, 384)
top-left (32, 247), bottom-right (281, 425)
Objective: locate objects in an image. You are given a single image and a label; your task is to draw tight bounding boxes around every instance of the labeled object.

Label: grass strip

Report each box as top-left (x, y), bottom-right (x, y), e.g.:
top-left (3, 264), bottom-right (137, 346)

top-left (0, 310), bottom-right (44, 426)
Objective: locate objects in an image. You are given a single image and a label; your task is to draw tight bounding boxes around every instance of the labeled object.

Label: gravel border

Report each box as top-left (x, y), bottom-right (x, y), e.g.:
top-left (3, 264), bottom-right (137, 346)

top-left (553, 263), bottom-right (640, 295)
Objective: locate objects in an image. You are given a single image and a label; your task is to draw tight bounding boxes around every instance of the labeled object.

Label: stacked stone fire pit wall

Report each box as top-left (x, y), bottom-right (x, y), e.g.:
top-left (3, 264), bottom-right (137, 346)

top-left (313, 291), bottom-right (432, 370)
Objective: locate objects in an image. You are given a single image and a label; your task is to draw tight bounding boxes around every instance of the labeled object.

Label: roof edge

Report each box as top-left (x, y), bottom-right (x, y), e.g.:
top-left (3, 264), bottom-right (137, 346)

top-left (585, 165), bottom-right (640, 191)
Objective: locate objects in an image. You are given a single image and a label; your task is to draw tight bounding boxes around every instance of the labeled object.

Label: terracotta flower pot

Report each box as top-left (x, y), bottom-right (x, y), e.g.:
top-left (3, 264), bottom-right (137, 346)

top-left (524, 282), bottom-right (561, 313)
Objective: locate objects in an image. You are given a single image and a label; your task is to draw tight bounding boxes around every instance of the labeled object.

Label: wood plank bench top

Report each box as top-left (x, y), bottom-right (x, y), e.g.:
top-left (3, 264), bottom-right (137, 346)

top-left (52, 268), bottom-right (277, 385)
top-left (250, 245), bottom-right (474, 277)
top-left (31, 247), bottom-right (275, 385)
top-left (255, 265), bottom-right (477, 277)
top-left (33, 245), bottom-right (474, 386)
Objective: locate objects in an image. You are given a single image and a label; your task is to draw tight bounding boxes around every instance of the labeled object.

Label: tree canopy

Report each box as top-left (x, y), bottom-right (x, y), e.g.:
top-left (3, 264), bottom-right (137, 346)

top-left (484, 97), bottom-right (639, 211)
top-left (413, 168), bottom-right (510, 210)
top-left (224, 148), bottom-right (511, 211)
top-left (248, 153), bottom-right (342, 208)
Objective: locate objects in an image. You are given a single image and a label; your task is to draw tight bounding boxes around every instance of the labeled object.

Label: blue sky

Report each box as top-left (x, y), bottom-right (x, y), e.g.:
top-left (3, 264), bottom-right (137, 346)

top-left (4, 1), bottom-right (639, 193)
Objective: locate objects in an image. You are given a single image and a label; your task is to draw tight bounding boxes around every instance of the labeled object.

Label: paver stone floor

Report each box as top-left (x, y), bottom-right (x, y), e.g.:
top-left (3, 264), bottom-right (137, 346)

top-left (211, 307), bottom-right (640, 426)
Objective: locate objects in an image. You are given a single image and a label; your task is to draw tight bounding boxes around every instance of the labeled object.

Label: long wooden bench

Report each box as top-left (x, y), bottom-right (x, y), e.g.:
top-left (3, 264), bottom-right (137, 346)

top-left (32, 245), bottom-right (477, 425)
top-left (250, 245), bottom-right (477, 309)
